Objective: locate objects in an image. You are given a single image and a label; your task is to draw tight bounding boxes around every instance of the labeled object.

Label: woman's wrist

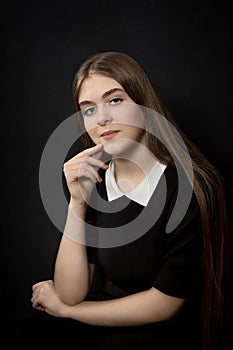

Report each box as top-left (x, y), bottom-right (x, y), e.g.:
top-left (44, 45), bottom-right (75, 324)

top-left (69, 198), bottom-right (87, 216)
top-left (63, 200), bottom-right (87, 244)
top-left (61, 301), bottom-right (85, 320)
top-left (54, 302), bottom-right (74, 319)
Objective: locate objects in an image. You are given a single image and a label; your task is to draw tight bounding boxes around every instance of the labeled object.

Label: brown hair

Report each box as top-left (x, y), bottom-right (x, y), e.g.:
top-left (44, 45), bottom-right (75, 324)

top-left (73, 51), bottom-right (231, 350)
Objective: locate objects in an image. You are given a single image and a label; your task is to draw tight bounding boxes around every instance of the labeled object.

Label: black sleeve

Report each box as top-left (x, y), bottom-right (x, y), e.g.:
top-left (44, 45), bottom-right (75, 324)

top-left (85, 171), bottom-right (107, 265)
top-left (85, 203), bottom-right (98, 265)
top-left (153, 194), bottom-right (203, 299)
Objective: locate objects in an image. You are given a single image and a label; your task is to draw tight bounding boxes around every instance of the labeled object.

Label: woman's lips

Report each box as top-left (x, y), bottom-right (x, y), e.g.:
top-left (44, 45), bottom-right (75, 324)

top-left (101, 130), bottom-right (119, 140)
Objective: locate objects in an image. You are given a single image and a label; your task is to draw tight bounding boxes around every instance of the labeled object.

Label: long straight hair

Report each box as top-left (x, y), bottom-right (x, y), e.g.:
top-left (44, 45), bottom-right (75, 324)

top-left (73, 51), bottom-right (231, 350)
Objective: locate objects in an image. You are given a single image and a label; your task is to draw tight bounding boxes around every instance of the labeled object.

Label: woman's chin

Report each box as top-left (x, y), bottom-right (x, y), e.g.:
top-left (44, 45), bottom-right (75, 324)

top-left (102, 139), bottom-right (130, 158)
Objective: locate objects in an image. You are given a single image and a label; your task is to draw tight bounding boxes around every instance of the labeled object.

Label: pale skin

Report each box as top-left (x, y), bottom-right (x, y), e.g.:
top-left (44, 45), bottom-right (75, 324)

top-left (31, 74), bottom-right (185, 326)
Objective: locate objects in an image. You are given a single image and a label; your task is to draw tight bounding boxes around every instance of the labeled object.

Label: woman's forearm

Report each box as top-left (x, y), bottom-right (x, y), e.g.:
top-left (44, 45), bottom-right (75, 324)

top-left (63, 287), bottom-right (185, 327)
top-left (54, 202), bottom-right (91, 305)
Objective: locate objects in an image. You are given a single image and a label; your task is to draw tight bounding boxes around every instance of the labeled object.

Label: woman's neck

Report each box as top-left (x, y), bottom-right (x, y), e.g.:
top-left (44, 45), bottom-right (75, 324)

top-left (113, 157), bottom-right (157, 194)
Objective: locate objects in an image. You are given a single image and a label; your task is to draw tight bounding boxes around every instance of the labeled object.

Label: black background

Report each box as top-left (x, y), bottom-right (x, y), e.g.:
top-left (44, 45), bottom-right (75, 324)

top-left (2, 0), bottom-right (232, 337)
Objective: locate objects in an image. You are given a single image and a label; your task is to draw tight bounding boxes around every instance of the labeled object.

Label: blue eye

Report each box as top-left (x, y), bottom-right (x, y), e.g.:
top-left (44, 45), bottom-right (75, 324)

top-left (110, 98), bottom-right (123, 105)
top-left (83, 106), bottom-right (97, 116)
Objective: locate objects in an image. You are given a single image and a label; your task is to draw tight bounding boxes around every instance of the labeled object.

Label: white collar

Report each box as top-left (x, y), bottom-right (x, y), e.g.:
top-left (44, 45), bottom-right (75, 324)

top-left (105, 160), bottom-right (167, 206)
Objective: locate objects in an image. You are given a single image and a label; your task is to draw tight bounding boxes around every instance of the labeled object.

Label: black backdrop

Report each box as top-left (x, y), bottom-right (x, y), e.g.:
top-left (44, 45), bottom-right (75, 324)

top-left (2, 0), bottom-right (232, 338)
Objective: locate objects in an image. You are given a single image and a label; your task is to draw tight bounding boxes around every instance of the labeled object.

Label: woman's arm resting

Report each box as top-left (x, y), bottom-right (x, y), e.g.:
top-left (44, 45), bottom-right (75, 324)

top-left (54, 203), bottom-right (94, 305)
top-left (54, 234), bottom-right (89, 305)
top-left (64, 287), bottom-right (185, 327)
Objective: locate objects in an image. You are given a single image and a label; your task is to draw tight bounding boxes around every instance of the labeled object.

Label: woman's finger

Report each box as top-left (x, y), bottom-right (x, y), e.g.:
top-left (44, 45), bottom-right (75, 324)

top-left (65, 164), bottom-right (101, 183)
top-left (32, 280), bottom-right (53, 292)
top-left (71, 143), bottom-right (103, 160)
top-left (78, 166), bottom-right (102, 183)
top-left (87, 143), bottom-right (103, 157)
top-left (66, 154), bottom-right (107, 170)
top-left (80, 156), bottom-right (108, 169)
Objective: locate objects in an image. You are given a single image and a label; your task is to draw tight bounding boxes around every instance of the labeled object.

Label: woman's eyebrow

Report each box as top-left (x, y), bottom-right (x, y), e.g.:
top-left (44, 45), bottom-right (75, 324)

top-left (79, 88), bottom-right (125, 107)
top-left (102, 88), bottom-right (125, 99)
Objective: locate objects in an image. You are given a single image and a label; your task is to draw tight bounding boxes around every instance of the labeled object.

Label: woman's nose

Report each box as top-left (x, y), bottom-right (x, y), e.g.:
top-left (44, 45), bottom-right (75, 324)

top-left (97, 104), bottom-right (113, 126)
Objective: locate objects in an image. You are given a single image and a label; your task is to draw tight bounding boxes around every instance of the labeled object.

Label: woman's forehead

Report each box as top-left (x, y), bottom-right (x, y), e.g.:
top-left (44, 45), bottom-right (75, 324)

top-left (79, 74), bottom-right (123, 103)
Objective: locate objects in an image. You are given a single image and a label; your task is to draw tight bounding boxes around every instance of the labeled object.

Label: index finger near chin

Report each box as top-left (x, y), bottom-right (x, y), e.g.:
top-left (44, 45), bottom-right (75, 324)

top-left (71, 144), bottom-right (103, 161)
top-left (87, 143), bottom-right (103, 157)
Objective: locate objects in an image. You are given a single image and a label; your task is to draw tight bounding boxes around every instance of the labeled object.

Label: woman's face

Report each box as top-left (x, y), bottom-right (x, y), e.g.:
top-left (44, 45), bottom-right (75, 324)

top-left (78, 74), bottom-right (146, 156)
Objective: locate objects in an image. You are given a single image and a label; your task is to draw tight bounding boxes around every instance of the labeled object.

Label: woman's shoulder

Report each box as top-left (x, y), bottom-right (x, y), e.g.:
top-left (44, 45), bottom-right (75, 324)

top-left (162, 164), bottom-right (201, 220)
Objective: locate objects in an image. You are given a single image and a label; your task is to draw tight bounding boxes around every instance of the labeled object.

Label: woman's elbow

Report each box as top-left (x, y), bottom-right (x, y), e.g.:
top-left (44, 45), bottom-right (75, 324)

top-left (56, 287), bottom-right (89, 306)
top-left (59, 293), bottom-right (86, 306)
top-left (149, 287), bottom-right (186, 322)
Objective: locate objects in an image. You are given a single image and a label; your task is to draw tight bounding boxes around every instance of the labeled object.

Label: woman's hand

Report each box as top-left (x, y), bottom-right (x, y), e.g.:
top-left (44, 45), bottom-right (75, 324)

top-left (31, 280), bottom-right (68, 317)
top-left (63, 143), bottom-right (108, 206)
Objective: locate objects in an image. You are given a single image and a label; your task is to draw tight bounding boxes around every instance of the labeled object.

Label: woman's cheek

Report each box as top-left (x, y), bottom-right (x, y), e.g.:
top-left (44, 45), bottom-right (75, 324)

top-left (85, 121), bottom-right (98, 139)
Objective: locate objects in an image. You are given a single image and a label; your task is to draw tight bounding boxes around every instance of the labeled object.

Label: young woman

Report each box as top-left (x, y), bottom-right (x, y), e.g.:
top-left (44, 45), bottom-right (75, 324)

top-left (26, 52), bottom-right (230, 349)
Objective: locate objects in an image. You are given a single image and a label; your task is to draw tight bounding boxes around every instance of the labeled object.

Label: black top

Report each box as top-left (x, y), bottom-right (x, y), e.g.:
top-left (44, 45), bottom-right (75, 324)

top-left (85, 164), bottom-right (203, 330)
